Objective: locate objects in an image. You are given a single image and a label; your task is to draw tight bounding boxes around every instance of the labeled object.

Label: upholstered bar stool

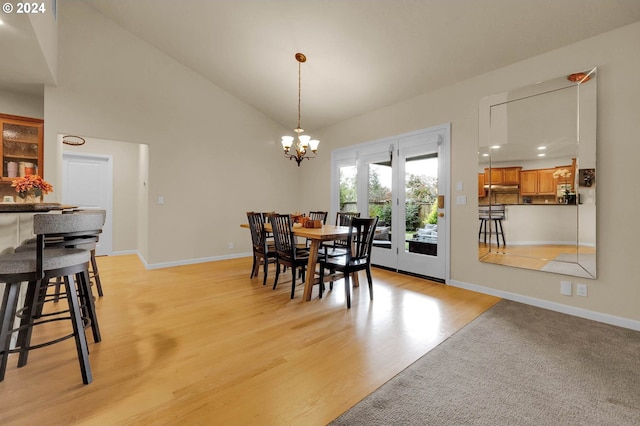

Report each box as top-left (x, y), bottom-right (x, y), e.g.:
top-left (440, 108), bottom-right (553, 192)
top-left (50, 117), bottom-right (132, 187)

top-left (0, 212), bottom-right (103, 384)
top-left (63, 209), bottom-right (106, 297)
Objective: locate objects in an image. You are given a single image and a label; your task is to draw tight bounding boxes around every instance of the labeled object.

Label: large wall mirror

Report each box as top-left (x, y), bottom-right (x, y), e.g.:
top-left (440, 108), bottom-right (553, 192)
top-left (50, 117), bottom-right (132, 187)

top-left (478, 68), bottom-right (596, 279)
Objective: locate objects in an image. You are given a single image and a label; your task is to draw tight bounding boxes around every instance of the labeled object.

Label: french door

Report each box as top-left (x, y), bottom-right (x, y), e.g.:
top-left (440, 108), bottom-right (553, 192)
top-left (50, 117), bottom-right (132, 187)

top-left (331, 124), bottom-right (450, 282)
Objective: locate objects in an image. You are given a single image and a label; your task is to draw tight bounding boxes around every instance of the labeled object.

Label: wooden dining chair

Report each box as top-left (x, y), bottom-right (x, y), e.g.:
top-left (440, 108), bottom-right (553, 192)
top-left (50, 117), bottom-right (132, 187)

top-left (318, 216), bottom-right (378, 308)
top-left (247, 212), bottom-right (278, 286)
top-left (323, 211), bottom-right (361, 257)
top-left (308, 211), bottom-right (328, 224)
top-left (268, 214), bottom-right (310, 299)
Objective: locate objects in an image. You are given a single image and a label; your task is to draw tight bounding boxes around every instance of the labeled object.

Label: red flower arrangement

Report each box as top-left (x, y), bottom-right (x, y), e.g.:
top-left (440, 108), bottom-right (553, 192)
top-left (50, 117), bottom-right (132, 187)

top-left (11, 175), bottom-right (54, 200)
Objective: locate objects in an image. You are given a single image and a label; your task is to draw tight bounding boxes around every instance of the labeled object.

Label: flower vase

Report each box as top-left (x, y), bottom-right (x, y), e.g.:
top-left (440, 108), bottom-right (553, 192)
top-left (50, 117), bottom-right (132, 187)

top-left (18, 192), bottom-right (39, 203)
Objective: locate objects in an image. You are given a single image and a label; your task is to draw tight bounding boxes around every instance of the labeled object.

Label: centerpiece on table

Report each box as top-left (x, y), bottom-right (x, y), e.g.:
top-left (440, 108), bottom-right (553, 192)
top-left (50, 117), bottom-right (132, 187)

top-left (11, 175), bottom-right (53, 203)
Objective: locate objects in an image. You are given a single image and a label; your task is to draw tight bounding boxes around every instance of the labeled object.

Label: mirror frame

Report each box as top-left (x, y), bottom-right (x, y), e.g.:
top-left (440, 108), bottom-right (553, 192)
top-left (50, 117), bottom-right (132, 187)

top-left (478, 68), bottom-right (597, 279)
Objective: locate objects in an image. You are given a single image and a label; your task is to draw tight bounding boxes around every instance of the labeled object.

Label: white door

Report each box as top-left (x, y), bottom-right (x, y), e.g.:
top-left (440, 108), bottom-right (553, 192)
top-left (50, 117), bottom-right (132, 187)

top-left (395, 130), bottom-right (448, 281)
top-left (62, 153), bottom-right (113, 256)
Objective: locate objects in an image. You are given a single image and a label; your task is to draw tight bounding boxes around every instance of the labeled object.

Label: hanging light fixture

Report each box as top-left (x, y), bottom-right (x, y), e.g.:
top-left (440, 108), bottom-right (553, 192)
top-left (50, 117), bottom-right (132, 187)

top-left (281, 53), bottom-right (319, 166)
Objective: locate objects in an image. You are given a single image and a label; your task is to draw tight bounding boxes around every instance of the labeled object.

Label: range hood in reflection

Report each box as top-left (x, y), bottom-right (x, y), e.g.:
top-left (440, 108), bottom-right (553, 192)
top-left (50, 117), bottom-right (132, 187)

top-left (484, 184), bottom-right (520, 192)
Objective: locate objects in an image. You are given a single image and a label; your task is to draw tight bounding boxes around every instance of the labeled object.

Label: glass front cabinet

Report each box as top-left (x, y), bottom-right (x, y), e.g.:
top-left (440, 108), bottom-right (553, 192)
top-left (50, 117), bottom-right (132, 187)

top-left (1, 113), bottom-right (44, 180)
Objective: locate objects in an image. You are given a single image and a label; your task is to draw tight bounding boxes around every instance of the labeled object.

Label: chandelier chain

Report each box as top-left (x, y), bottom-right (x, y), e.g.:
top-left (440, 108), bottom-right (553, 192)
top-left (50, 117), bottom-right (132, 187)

top-left (298, 60), bottom-right (302, 131)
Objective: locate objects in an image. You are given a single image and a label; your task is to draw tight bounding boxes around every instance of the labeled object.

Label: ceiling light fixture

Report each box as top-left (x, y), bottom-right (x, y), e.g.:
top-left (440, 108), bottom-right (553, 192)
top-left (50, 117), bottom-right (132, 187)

top-left (62, 135), bottom-right (86, 146)
top-left (281, 53), bottom-right (319, 166)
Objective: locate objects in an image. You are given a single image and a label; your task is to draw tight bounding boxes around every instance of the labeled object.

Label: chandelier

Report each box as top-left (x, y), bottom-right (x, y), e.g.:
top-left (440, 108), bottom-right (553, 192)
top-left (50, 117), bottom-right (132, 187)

top-left (281, 53), bottom-right (319, 166)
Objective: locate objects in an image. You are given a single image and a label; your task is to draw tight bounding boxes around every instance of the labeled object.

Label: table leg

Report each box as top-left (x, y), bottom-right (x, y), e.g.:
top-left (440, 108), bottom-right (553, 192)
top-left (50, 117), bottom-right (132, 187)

top-left (303, 240), bottom-right (321, 301)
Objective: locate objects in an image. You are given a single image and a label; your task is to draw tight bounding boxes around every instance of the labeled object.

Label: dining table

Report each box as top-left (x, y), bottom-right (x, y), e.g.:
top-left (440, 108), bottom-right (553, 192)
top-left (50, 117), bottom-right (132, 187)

top-left (241, 223), bottom-right (354, 301)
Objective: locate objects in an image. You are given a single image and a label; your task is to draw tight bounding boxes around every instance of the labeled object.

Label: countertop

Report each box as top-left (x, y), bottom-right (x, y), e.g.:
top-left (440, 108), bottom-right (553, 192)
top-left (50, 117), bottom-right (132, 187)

top-left (0, 203), bottom-right (66, 213)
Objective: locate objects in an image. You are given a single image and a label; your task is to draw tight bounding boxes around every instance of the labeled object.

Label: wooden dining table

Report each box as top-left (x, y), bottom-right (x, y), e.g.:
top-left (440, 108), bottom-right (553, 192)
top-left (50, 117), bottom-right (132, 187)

top-left (241, 223), bottom-right (353, 301)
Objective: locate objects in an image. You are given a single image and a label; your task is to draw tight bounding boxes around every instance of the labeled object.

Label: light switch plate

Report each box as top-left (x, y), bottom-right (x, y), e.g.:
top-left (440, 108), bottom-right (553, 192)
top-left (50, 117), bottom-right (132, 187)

top-left (576, 283), bottom-right (587, 297)
top-left (456, 195), bottom-right (467, 205)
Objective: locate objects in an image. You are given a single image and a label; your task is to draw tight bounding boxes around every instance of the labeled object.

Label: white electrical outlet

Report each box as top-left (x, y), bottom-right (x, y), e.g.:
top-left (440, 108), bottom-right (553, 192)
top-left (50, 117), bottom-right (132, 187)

top-left (576, 283), bottom-right (588, 297)
top-left (228, 242), bottom-right (234, 250)
top-left (560, 280), bottom-right (572, 296)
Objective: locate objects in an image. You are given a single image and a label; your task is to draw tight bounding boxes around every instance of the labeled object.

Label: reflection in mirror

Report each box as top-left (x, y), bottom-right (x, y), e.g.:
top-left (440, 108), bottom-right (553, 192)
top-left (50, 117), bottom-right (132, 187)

top-left (478, 68), bottom-right (596, 279)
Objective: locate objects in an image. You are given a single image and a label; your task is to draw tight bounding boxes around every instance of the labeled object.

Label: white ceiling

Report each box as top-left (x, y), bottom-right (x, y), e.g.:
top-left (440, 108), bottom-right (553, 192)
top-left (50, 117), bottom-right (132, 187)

top-left (3, 0), bottom-right (640, 131)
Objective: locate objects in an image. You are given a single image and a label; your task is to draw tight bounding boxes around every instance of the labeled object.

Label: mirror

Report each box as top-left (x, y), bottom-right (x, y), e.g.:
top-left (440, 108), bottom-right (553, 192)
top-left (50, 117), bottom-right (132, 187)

top-left (478, 68), bottom-right (596, 279)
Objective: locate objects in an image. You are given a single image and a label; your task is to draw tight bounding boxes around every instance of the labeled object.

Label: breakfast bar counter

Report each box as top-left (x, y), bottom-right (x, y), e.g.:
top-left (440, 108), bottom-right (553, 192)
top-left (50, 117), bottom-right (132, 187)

top-left (0, 203), bottom-right (66, 213)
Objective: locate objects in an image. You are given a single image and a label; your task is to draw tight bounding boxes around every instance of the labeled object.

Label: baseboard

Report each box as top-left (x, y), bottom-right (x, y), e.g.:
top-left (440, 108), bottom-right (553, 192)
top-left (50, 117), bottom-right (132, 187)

top-left (450, 279), bottom-right (640, 332)
top-left (142, 252), bottom-right (252, 270)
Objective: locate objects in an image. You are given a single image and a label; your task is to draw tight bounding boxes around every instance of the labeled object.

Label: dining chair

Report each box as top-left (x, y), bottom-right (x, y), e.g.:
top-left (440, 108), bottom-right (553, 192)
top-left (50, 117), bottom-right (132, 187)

top-left (247, 212), bottom-right (278, 286)
top-left (323, 211), bottom-right (361, 257)
top-left (318, 216), bottom-right (379, 308)
top-left (300, 211), bottom-right (329, 249)
top-left (308, 211), bottom-right (328, 224)
top-left (268, 214), bottom-right (310, 299)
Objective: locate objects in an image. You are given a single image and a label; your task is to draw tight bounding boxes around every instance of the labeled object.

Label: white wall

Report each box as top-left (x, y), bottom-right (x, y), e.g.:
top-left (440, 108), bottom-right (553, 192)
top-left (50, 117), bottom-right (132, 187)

top-left (44, 1), bottom-right (301, 266)
top-left (299, 22), bottom-right (640, 324)
top-left (0, 89), bottom-right (44, 119)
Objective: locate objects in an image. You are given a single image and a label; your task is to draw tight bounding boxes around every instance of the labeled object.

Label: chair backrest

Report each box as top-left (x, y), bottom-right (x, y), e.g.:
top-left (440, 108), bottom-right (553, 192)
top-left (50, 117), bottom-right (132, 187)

top-left (33, 212), bottom-right (104, 277)
top-left (336, 211), bottom-right (361, 226)
top-left (478, 204), bottom-right (505, 220)
top-left (346, 217), bottom-right (379, 263)
top-left (308, 211), bottom-right (328, 224)
top-left (334, 212), bottom-right (361, 248)
top-left (34, 212), bottom-right (105, 238)
top-left (268, 214), bottom-right (298, 261)
top-left (247, 212), bottom-right (268, 254)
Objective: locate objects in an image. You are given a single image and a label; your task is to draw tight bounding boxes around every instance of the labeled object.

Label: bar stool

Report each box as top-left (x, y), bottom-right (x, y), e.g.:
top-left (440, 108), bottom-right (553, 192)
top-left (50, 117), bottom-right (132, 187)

top-left (18, 209), bottom-right (106, 299)
top-left (478, 205), bottom-right (506, 247)
top-left (0, 212), bottom-right (103, 384)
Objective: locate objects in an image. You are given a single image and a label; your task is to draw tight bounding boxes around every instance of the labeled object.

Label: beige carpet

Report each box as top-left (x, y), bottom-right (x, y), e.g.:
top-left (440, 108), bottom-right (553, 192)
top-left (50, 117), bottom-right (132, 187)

top-left (331, 300), bottom-right (640, 425)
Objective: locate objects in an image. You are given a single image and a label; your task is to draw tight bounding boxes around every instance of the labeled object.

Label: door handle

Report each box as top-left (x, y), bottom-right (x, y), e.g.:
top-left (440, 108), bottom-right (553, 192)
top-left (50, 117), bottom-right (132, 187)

top-left (438, 212), bottom-right (445, 218)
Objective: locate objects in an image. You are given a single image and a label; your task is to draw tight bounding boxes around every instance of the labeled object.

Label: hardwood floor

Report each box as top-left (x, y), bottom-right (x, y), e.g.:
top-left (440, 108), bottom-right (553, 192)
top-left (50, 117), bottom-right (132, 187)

top-left (0, 255), bottom-right (499, 425)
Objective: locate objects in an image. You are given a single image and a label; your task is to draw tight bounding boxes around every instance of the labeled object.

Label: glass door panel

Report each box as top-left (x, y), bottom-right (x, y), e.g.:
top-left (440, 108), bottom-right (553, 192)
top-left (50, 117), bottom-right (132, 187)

top-left (368, 162), bottom-right (392, 250)
top-left (338, 164), bottom-right (358, 213)
top-left (404, 154), bottom-right (438, 256)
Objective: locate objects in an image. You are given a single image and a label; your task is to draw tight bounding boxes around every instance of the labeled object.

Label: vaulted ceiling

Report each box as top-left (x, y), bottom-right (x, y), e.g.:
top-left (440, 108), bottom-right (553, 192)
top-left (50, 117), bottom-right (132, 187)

top-left (3, 0), bottom-right (640, 131)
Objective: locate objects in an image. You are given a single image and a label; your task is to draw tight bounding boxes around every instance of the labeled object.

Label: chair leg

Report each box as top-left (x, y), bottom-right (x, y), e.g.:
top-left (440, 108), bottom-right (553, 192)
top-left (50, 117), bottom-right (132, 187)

top-left (17, 280), bottom-right (45, 368)
top-left (290, 267), bottom-right (297, 299)
top-left (77, 270), bottom-right (101, 343)
top-left (0, 282), bottom-right (21, 382)
top-left (318, 265), bottom-right (325, 299)
top-left (366, 268), bottom-right (374, 300)
top-left (262, 258), bottom-right (269, 286)
top-left (90, 251), bottom-right (104, 297)
top-left (273, 262), bottom-right (280, 290)
top-left (344, 272), bottom-right (351, 309)
top-left (250, 254), bottom-right (258, 278)
top-left (496, 219), bottom-right (506, 246)
top-left (64, 273), bottom-right (93, 385)
top-left (53, 277), bottom-right (62, 303)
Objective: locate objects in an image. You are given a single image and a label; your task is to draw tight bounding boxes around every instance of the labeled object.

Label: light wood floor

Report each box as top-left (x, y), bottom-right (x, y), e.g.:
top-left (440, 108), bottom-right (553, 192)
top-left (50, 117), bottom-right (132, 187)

top-left (0, 255), bottom-right (499, 425)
